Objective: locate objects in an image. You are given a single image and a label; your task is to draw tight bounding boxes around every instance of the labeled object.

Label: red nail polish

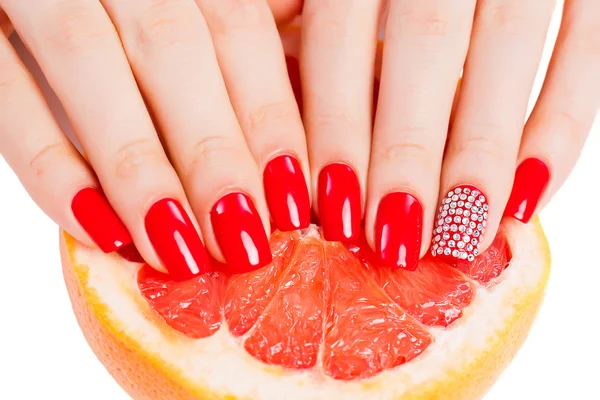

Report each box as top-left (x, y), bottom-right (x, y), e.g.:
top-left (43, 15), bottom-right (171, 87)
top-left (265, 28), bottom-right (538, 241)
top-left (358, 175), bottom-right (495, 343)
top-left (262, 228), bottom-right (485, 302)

top-left (504, 158), bottom-right (550, 223)
top-left (264, 155), bottom-right (310, 231)
top-left (145, 198), bottom-right (210, 281)
top-left (71, 187), bottom-right (132, 253)
top-left (117, 243), bottom-right (145, 263)
top-left (318, 163), bottom-right (362, 241)
top-left (211, 193), bottom-right (272, 273)
top-left (431, 185), bottom-right (488, 262)
top-left (375, 192), bottom-right (423, 270)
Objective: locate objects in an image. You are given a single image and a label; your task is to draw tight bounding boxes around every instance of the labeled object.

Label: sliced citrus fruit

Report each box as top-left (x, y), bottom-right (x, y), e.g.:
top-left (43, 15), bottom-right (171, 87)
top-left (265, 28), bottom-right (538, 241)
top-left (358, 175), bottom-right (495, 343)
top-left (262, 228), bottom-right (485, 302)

top-left (62, 218), bottom-right (549, 400)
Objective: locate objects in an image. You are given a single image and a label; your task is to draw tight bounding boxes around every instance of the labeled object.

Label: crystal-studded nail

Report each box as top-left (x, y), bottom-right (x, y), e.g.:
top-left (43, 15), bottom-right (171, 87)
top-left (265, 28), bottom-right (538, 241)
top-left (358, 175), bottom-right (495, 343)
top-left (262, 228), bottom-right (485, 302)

top-left (431, 185), bottom-right (488, 261)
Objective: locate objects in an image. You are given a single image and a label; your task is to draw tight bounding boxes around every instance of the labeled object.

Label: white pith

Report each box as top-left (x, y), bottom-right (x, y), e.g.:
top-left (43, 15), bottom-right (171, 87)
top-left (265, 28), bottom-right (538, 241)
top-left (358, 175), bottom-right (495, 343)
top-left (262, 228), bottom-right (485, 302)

top-left (73, 220), bottom-right (547, 400)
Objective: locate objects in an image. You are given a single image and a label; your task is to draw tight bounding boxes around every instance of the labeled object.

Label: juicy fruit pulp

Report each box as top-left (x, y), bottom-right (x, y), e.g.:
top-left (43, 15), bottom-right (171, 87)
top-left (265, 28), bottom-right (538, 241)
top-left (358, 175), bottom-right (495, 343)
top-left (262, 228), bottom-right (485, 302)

top-left (138, 226), bottom-right (511, 381)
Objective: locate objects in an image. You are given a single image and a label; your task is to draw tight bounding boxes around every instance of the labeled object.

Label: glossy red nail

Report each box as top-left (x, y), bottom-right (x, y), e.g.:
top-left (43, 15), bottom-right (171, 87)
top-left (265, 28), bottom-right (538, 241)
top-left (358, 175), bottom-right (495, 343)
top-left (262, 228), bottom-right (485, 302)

top-left (431, 185), bottom-right (488, 262)
top-left (71, 187), bottom-right (132, 253)
top-left (375, 192), bottom-right (423, 270)
top-left (145, 198), bottom-right (210, 281)
top-left (211, 193), bottom-right (272, 273)
top-left (318, 163), bottom-right (362, 241)
top-left (504, 158), bottom-right (550, 223)
top-left (264, 155), bottom-right (310, 231)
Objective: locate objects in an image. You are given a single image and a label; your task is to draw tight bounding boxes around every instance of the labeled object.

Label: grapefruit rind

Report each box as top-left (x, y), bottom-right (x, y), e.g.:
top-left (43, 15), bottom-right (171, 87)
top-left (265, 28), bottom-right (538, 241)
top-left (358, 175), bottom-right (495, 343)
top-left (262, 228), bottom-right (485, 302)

top-left (61, 218), bottom-right (549, 400)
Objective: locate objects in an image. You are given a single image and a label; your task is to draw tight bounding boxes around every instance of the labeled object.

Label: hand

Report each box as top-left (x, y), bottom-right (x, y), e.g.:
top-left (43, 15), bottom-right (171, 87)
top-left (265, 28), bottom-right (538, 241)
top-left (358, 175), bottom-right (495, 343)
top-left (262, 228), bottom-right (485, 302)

top-left (0, 0), bottom-right (308, 279)
top-left (299, 0), bottom-right (600, 269)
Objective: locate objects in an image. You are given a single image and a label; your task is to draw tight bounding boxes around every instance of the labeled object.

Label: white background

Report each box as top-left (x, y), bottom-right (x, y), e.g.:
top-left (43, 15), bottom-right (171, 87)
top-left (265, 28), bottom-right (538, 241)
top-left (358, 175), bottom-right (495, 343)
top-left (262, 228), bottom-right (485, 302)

top-left (1, 4), bottom-right (599, 399)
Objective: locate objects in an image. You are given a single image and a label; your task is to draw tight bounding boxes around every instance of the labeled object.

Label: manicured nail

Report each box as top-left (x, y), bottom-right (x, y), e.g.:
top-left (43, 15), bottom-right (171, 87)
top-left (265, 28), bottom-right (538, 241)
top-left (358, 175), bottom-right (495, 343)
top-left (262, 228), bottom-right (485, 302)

top-left (263, 155), bottom-right (310, 231)
top-left (211, 192), bottom-right (272, 273)
top-left (145, 198), bottom-right (210, 281)
top-left (374, 192), bottom-right (423, 270)
top-left (318, 163), bottom-right (362, 241)
top-left (117, 243), bottom-right (145, 263)
top-left (71, 187), bottom-right (132, 253)
top-left (504, 158), bottom-right (550, 223)
top-left (431, 185), bottom-right (488, 262)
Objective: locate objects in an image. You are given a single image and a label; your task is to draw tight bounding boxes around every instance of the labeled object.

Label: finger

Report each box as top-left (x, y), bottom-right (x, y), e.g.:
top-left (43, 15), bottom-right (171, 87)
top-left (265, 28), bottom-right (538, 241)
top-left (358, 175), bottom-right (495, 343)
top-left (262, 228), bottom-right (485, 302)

top-left (196, 0), bottom-right (311, 232)
top-left (0, 33), bottom-right (130, 253)
top-left (367, 0), bottom-right (476, 270)
top-left (101, 0), bottom-right (272, 272)
top-left (432, 0), bottom-right (555, 261)
top-left (504, 0), bottom-right (600, 223)
top-left (266, 0), bottom-right (303, 25)
top-left (4, 0), bottom-right (210, 279)
top-left (302, 0), bottom-right (382, 241)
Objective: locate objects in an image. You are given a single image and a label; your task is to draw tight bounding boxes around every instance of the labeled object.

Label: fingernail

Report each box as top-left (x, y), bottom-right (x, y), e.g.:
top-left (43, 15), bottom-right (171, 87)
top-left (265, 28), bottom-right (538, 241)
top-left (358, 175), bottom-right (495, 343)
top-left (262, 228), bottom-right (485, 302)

top-left (318, 163), bottom-right (362, 241)
top-left (263, 155), bottom-right (310, 231)
top-left (117, 243), bottom-right (145, 263)
top-left (145, 198), bottom-right (210, 280)
top-left (504, 158), bottom-right (550, 223)
top-left (211, 192), bottom-right (272, 273)
top-left (71, 187), bottom-right (132, 253)
top-left (374, 192), bottom-right (423, 270)
top-left (431, 185), bottom-right (488, 262)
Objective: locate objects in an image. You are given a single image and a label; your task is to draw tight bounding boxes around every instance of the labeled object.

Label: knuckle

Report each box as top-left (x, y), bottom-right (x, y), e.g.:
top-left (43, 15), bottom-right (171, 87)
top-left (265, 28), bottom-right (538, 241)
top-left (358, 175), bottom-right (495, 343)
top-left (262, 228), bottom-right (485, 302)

top-left (28, 142), bottom-right (73, 177)
top-left (306, 106), bottom-right (359, 135)
top-left (200, 0), bottom-right (271, 34)
top-left (136, 0), bottom-right (201, 48)
top-left (243, 101), bottom-right (296, 137)
top-left (112, 138), bottom-right (167, 179)
top-left (451, 132), bottom-right (508, 164)
top-left (480, 0), bottom-right (552, 36)
top-left (43, 0), bottom-right (115, 54)
top-left (392, 0), bottom-right (450, 38)
top-left (187, 135), bottom-right (240, 175)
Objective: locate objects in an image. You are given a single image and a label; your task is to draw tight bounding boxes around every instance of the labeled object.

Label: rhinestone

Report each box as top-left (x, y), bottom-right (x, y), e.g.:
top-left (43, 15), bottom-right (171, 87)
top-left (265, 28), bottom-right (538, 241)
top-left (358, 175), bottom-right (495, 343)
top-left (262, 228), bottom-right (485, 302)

top-left (443, 204), bottom-right (450, 210)
top-left (475, 200), bottom-right (482, 207)
top-left (473, 230), bottom-right (480, 237)
top-left (451, 195), bottom-right (459, 201)
top-left (443, 232), bottom-right (450, 240)
top-left (466, 244), bottom-right (474, 251)
top-left (483, 204), bottom-right (489, 211)
top-left (455, 188), bottom-right (462, 194)
top-left (447, 191), bottom-right (454, 197)
top-left (440, 210), bottom-right (446, 217)
top-left (444, 248), bottom-right (452, 256)
top-left (444, 198), bottom-right (451, 204)
top-left (471, 214), bottom-right (478, 221)
top-left (468, 254), bottom-right (475, 262)
top-left (468, 196), bottom-right (475, 202)
top-left (464, 210), bottom-right (471, 217)
top-left (450, 202), bottom-right (457, 208)
top-left (478, 207), bottom-right (485, 214)
top-left (440, 240), bottom-right (447, 246)
top-left (478, 215), bottom-right (483, 222)
top-left (460, 252), bottom-right (468, 260)
top-left (458, 201), bottom-right (465, 207)
top-left (474, 249), bottom-right (479, 256)
top-left (466, 228), bottom-right (473, 235)
top-left (459, 194), bottom-right (467, 200)
top-left (431, 250), bottom-right (437, 256)
top-left (462, 235), bottom-right (470, 243)
top-left (483, 212), bottom-right (488, 219)
top-left (459, 225), bottom-right (466, 232)
top-left (462, 217), bottom-right (469, 225)
top-left (445, 216), bottom-right (452, 223)
top-left (464, 188), bottom-right (471, 194)
top-left (465, 202), bottom-right (472, 209)
top-left (472, 190), bottom-right (479, 196)
top-left (456, 208), bottom-right (463, 215)
top-left (449, 209), bottom-right (456, 215)
top-left (450, 224), bottom-right (458, 232)
top-left (453, 216), bottom-right (461, 223)
top-left (469, 221), bottom-right (477, 229)
top-left (482, 220), bottom-right (487, 227)
top-left (457, 241), bottom-right (465, 249)
top-left (437, 219), bottom-right (444, 226)
top-left (437, 226), bottom-right (443, 233)
top-left (471, 238), bottom-right (478, 245)
top-left (434, 235), bottom-right (441, 242)
top-left (448, 240), bottom-right (456, 248)
top-left (443, 224), bottom-right (450, 231)
top-left (479, 195), bottom-right (486, 202)
top-left (433, 243), bottom-right (439, 251)
top-left (437, 248), bottom-right (443, 255)
top-left (452, 250), bottom-right (460, 258)
top-left (453, 233), bottom-right (461, 241)
top-left (477, 223), bottom-right (484, 230)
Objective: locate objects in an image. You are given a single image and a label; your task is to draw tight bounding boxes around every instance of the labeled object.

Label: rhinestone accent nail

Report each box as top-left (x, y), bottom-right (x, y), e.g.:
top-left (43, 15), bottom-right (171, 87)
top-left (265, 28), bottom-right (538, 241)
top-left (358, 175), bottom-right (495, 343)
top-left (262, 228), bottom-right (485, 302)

top-left (431, 185), bottom-right (488, 261)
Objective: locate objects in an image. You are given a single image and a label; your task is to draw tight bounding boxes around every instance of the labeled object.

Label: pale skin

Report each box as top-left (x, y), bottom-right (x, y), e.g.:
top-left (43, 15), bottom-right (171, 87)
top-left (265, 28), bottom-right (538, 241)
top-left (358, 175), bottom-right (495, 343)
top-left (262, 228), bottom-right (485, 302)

top-left (1, 0), bottom-right (599, 273)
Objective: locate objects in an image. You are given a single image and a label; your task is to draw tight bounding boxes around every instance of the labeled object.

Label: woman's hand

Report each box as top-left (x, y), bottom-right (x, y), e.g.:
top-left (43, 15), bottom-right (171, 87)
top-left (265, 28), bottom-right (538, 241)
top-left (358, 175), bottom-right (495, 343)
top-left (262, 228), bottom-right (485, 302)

top-left (0, 0), bottom-right (308, 279)
top-left (301, 0), bottom-right (600, 269)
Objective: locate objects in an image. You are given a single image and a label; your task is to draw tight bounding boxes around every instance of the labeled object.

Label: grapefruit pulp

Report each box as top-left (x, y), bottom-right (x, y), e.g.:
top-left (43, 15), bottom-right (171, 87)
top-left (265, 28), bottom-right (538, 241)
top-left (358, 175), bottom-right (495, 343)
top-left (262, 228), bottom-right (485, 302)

top-left (61, 218), bottom-right (550, 400)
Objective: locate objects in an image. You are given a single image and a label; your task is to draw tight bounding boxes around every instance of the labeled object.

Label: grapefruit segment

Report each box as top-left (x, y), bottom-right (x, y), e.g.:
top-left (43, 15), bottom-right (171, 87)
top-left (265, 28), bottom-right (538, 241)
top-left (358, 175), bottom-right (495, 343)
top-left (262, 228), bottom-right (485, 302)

top-left (323, 243), bottom-right (432, 380)
top-left (137, 266), bottom-right (222, 339)
top-left (453, 230), bottom-right (511, 284)
top-left (243, 231), bottom-right (327, 369)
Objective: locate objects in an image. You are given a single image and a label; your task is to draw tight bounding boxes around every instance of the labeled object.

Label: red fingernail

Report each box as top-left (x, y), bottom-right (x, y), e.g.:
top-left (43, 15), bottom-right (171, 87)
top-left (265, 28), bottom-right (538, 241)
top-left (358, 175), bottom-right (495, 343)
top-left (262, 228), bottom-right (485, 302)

top-left (145, 198), bottom-right (210, 281)
top-left (71, 187), bottom-right (132, 253)
top-left (211, 193), bottom-right (272, 273)
top-left (375, 192), bottom-right (423, 270)
top-left (318, 163), bottom-right (362, 241)
top-left (117, 243), bottom-right (145, 263)
top-left (264, 155), bottom-right (310, 231)
top-left (504, 158), bottom-right (550, 223)
top-left (431, 185), bottom-right (488, 262)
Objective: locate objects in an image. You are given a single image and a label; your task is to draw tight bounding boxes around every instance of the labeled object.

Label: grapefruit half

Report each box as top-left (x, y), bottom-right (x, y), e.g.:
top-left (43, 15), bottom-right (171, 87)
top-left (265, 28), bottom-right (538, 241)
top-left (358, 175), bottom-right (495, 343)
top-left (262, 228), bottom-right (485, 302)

top-left (60, 218), bottom-right (550, 400)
